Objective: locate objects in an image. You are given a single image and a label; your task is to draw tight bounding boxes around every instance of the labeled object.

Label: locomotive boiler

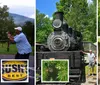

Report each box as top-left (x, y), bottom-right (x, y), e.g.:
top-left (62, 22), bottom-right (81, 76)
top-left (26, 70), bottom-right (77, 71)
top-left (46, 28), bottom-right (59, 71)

top-left (36, 12), bottom-right (86, 85)
top-left (47, 12), bottom-right (83, 51)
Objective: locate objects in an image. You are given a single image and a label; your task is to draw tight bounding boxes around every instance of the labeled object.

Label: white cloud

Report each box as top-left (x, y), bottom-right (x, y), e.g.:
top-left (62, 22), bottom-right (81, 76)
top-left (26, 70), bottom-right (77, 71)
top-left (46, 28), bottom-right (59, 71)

top-left (9, 6), bottom-right (35, 18)
top-left (87, 0), bottom-right (93, 4)
top-left (29, 14), bottom-right (35, 19)
top-left (50, 17), bottom-right (53, 20)
top-left (44, 15), bottom-right (53, 20)
top-left (44, 15), bottom-right (49, 18)
top-left (0, 0), bottom-right (35, 7)
top-left (0, 0), bottom-right (35, 18)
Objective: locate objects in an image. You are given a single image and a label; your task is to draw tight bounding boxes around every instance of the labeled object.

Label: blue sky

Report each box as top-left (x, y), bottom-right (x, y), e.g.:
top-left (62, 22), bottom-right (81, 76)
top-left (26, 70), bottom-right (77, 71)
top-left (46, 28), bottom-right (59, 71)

top-left (37, 0), bottom-right (59, 18)
top-left (36, 0), bottom-right (92, 18)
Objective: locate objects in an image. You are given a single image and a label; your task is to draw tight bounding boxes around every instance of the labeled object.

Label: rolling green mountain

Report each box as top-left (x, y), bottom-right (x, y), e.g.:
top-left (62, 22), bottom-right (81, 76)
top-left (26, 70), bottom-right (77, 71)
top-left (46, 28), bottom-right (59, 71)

top-left (9, 13), bottom-right (34, 26)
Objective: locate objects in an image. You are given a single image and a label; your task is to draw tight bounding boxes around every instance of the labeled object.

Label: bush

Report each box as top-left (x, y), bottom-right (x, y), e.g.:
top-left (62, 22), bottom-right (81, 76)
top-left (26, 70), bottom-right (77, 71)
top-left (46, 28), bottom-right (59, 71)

top-left (42, 60), bottom-right (69, 82)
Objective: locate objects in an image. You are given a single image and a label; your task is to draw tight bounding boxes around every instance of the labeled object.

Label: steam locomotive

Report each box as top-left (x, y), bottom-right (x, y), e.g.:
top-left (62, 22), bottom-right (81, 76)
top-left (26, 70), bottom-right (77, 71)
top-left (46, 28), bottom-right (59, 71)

top-left (36, 12), bottom-right (86, 85)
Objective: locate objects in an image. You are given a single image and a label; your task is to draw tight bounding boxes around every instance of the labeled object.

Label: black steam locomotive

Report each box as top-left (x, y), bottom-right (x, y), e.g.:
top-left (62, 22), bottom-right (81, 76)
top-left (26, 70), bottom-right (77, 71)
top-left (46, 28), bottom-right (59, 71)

top-left (36, 12), bottom-right (86, 85)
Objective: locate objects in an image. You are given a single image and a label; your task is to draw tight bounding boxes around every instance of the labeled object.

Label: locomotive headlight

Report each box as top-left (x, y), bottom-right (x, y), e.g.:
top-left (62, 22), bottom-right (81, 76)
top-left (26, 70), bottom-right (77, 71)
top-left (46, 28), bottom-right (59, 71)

top-left (53, 38), bottom-right (63, 47)
top-left (53, 19), bottom-right (62, 29)
top-left (52, 37), bottom-right (65, 50)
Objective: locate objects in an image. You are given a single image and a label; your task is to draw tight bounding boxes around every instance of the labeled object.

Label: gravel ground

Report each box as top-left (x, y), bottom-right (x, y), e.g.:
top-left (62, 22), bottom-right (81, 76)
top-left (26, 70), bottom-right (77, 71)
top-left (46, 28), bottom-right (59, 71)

top-left (81, 75), bottom-right (97, 85)
top-left (98, 66), bottom-right (100, 85)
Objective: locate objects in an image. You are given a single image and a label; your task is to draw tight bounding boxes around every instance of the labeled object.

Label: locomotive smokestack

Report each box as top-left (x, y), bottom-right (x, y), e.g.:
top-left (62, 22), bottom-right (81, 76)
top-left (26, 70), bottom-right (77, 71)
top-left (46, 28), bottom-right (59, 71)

top-left (54, 12), bottom-right (64, 22)
top-left (53, 12), bottom-right (64, 30)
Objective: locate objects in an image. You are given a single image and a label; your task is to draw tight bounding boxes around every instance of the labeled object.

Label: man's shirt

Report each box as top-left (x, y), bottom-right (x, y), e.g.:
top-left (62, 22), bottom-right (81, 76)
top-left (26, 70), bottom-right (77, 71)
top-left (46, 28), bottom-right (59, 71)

top-left (14, 32), bottom-right (32, 54)
top-left (87, 53), bottom-right (95, 62)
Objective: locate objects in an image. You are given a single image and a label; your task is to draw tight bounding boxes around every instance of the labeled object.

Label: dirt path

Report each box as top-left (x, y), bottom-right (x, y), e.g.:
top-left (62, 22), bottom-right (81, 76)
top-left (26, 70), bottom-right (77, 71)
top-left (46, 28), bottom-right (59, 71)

top-left (81, 75), bottom-right (97, 85)
top-left (98, 66), bottom-right (100, 85)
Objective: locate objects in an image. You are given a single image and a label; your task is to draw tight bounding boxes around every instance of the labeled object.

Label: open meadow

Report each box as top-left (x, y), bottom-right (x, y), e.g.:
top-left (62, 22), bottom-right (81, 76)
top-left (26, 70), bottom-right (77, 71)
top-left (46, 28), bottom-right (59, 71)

top-left (0, 43), bottom-right (17, 55)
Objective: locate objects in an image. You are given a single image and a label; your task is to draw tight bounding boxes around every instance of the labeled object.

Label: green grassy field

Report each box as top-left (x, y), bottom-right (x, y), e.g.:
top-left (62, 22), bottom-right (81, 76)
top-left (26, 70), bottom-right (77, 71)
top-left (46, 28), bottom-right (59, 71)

top-left (98, 38), bottom-right (100, 62)
top-left (98, 38), bottom-right (100, 43)
top-left (0, 43), bottom-right (34, 55)
top-left (85, 65), bottom-right (97, 75)
top-left (0, 43), bottom-right (17, 54)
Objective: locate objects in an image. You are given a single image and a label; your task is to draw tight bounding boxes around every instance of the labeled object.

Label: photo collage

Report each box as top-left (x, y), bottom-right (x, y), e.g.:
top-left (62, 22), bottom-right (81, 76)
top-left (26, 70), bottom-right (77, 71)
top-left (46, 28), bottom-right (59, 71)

top-left (0, 0), bottom-right (100, 85)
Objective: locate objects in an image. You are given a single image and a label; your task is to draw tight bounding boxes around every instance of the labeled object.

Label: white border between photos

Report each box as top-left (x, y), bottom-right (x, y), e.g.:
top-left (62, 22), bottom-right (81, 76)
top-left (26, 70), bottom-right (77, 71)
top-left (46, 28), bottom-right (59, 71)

top-left (34, 0), bottom-right (36, 84)
top-left (97, 0), bottom-right (98, 84)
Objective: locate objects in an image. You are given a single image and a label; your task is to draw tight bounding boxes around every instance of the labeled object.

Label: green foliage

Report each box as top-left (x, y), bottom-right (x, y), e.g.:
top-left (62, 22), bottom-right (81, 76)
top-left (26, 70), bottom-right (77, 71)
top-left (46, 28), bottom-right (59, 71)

top-left (42, 61), bottom-right (49, 81)
top-left (99, 38), bottom-right (100, 57)
top-left (36, 10), bottom-right (53, 43)
top-left (56, 61), bottom-right (68, 81)
top-left (42, 60), bottom-right (68, 81)
top-left (22, 21), bottom-right (34, 45)
top-left (0, 43), bottom-right (17, 54)
top-left (99, 0), bottom-right (100, 36)
top-left (0, 5), bottom-right (15, 40)
top-left (56, 0), bottom-right (96, 42)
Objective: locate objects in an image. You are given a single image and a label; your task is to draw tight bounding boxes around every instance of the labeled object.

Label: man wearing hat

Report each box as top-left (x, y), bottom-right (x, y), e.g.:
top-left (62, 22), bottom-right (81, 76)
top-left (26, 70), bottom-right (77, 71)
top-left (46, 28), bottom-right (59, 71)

top-left (81, 50), bottom-right (96, 76)
top-left (7, 27), bottom-right (32, 59)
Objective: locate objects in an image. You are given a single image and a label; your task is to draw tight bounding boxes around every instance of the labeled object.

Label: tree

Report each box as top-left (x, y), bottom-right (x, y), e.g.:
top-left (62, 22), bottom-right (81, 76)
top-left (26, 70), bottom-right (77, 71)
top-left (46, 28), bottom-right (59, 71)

top-left (83, 0), bottom-right (96, 42)
top-left (36, 10), bottom-right (53, 43)
top-left (0, 5), bottom-right (15, 41)
top-left (56, 0), bottom-right (96, 42)
top-left (22, 21), bottom-right (34, 45)
top-left (99, 0), bottom-right (100, 36)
